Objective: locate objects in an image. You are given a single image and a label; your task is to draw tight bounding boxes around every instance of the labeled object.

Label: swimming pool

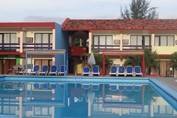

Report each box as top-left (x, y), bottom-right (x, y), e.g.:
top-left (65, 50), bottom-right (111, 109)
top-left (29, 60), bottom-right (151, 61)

top-left (0, 75), bottom-right (177, 118)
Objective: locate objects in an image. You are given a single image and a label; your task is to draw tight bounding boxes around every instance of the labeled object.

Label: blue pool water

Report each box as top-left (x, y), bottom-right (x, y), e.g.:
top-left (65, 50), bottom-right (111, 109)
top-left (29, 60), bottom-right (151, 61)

top-left (0, 76), bottom-right (177, 118)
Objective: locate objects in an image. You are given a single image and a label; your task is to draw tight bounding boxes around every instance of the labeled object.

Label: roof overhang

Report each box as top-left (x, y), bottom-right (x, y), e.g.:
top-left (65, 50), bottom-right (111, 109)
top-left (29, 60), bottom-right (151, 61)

top-left (26, 50), bottom-right (66, 55)
top-left (103, 50), bottom-right (144, 56)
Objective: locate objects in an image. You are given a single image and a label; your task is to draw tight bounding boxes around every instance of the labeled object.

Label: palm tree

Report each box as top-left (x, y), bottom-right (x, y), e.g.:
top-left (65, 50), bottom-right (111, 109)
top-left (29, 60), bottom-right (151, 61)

top-left (170, 52), bottom-right (177, 69)
top-left (144, 49), bottom-right (159, 74)
top-left (124, 55), bottom-right (141, 66)
top-left (124, 49), bottom-right (159, 74)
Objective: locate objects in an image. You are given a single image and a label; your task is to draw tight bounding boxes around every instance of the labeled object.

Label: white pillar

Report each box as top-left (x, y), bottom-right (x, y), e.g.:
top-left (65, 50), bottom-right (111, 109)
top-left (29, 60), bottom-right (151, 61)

top-left (52, 29), bottom-right (56, 50)
top-left (19, 31), bottom-right (24, 65)
top-left (151, 34), bottom-right (155, 51)
top-left (120, 33), bottom-right (123, 51)
top-left (52, 29), bottom-right (56, 65)
top-left (88, 31), bottom-right (92, 53)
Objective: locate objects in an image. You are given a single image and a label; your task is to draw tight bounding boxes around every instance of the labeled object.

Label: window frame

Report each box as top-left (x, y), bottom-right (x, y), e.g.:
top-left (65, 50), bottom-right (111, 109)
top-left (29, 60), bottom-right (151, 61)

top-left (92, 35), bottom-right (113, 49)
top-left (154, 35), bottom-right (175, 46)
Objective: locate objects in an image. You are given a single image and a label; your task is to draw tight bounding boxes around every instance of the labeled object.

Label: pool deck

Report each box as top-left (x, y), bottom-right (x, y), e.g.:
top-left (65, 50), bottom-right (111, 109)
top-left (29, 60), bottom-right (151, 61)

top-left (150, 76), bottom-right (177, 92)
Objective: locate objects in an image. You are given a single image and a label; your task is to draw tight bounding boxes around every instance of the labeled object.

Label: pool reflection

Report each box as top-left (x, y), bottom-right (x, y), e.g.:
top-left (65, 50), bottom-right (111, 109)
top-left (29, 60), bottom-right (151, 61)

top-left (0, 82), bottom-right (176, 118)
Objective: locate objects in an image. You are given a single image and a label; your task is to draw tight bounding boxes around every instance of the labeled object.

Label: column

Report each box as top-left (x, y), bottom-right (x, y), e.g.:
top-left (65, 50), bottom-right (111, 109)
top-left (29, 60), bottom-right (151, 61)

top-left (151, 34), bottom-right (155, 51)
top-left (88, 31), bottom-right (92, 53)
top-left (120, 33), bottom-right (123, 51)
top-left (52, 29), bottom-right (56, 65)
top-left (19, 31), bottom-right (24, 65)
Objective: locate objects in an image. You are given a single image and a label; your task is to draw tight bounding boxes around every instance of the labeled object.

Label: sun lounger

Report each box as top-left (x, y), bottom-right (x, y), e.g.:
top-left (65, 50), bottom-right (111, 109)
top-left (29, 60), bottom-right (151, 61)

top-left (29, 65), bottom-right (40, 75)
top-left (117, 66), bottom-right (125, 76)
top-left (58, 65), bottom-right (66, 75)
top-left (109, 66), bottom-right (117, 76)
top-left (125, 65), bottom-right (134, 76)
top-left (82, 66), bottom-right (90, 76)
top-left (134, 66), bottom-right (143, 76)
top-left (39, 65), bottom-right (48, 75)
top-left (92, 65), bottom-right (100, 76)
top-left (48, 65), bottom-right (58, 75)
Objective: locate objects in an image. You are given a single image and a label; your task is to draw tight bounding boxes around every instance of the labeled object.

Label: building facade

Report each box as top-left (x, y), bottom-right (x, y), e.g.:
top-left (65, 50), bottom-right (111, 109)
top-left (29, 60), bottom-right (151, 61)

top-left (62, 19), bottom-right (177, 77)
top-left (0, 22), bottom-right (67, 74)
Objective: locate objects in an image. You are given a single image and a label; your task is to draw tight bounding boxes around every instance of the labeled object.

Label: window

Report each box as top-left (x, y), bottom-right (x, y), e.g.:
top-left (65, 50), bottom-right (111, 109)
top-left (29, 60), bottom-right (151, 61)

top-left (1, 33), bottom-right (18, 49)
top-left (34, 33), bottom-right (52, 44)
top-left (34, 33), bottom-right (52, 48)
top-left (93, 35), bottom-right (113, 49)
top-left (130, 35), bottom-right (150, 49)
top-left (154, 35), bottom-right (174, 46)
top-left (3, 33), bottom-right (17, 43)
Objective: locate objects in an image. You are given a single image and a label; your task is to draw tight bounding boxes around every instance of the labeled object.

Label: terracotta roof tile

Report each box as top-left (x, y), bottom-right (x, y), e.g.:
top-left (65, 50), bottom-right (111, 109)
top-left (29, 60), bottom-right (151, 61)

top-left (62, 19), bottom-right (177, 31)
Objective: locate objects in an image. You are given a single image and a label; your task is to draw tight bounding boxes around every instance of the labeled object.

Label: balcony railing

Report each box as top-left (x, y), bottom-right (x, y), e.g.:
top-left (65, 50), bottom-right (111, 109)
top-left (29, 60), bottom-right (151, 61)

top-left (23, 43), bottom-right (52, 50)
top-left (69, 46), bottom-right (87, 56)
top-left (123, 45), bottom-right (151, 50)
top-left (92, 45), bottom-right (120, 52)
top-left (92, 45), bottom-right (151, 52)
top-left (0, 43), bottom-right (20, 51)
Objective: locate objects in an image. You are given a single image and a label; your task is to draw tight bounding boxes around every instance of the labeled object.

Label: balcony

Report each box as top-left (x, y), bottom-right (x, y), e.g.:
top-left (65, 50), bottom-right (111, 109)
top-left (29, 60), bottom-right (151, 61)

top-left (23, 43), bottom-right (52, 51)
top-left (92, 45), bottom-right (151, 52)
top-left (69, 46), bottom-right (87, 56)
top-left (0, 43), bottom-right (20, 52)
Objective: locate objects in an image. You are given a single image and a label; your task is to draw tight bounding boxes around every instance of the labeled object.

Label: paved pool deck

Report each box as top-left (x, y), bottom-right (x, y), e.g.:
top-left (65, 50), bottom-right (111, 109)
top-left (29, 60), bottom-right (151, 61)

top-left (150, 76), bottom-right (177, 91)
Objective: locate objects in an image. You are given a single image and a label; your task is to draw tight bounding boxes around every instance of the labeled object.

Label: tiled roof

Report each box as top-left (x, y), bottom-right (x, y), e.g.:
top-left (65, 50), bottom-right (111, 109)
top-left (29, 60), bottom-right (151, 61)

top-left (62, 18), bottom-right (177, 31)
top-left (0, 22), bottom-right (56, 29)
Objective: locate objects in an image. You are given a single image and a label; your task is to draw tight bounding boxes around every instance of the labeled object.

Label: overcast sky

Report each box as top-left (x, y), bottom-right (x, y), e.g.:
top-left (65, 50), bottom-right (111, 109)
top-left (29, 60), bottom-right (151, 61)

top-left (0, 0), bottom-right (177, 23)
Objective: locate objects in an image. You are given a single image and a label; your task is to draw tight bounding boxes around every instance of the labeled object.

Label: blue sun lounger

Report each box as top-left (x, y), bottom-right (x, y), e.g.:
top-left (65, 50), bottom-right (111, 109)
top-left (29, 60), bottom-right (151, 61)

top-left (58, 65), bottom-right (66, 75)
top-left (134, 66), bottom-right (143, 76)
top-left (39, 65), bottom-right (48, 75)
top-left (29, 65), bottom-right (40, 75)
top-left (109, 66), bottom-right (117, 76)
top-left (92, 65), bottom-right (100, 76)
top-left (48, 65), bottom-right (58, 75)
top-left (82, 66), bottom-right (90, 76)
top-left (125, 65), bottom-right (134, 76)
top-left (117, 66), bottom-right (125, 76)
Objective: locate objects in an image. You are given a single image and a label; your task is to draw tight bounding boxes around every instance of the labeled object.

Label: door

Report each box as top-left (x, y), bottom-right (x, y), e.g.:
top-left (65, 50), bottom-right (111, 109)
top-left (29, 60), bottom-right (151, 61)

top-left (3, 59), bottom-right (16, 74)
top-left (160, 61), bottom-right (171, 77)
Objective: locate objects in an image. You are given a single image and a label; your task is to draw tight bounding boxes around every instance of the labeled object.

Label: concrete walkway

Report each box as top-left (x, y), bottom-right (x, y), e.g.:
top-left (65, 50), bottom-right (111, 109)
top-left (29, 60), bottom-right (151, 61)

top-left (151, 77), bottom-right (177, 92)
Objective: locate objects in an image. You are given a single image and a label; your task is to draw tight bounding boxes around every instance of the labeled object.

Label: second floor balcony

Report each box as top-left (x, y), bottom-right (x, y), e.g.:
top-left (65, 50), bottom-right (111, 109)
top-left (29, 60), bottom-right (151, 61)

top-left (23, 43), bottom-right (52, 51)
top-left (92, 45), bottom-right (151, 52)
top-left (0, 43), bottom-right (20, 52)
